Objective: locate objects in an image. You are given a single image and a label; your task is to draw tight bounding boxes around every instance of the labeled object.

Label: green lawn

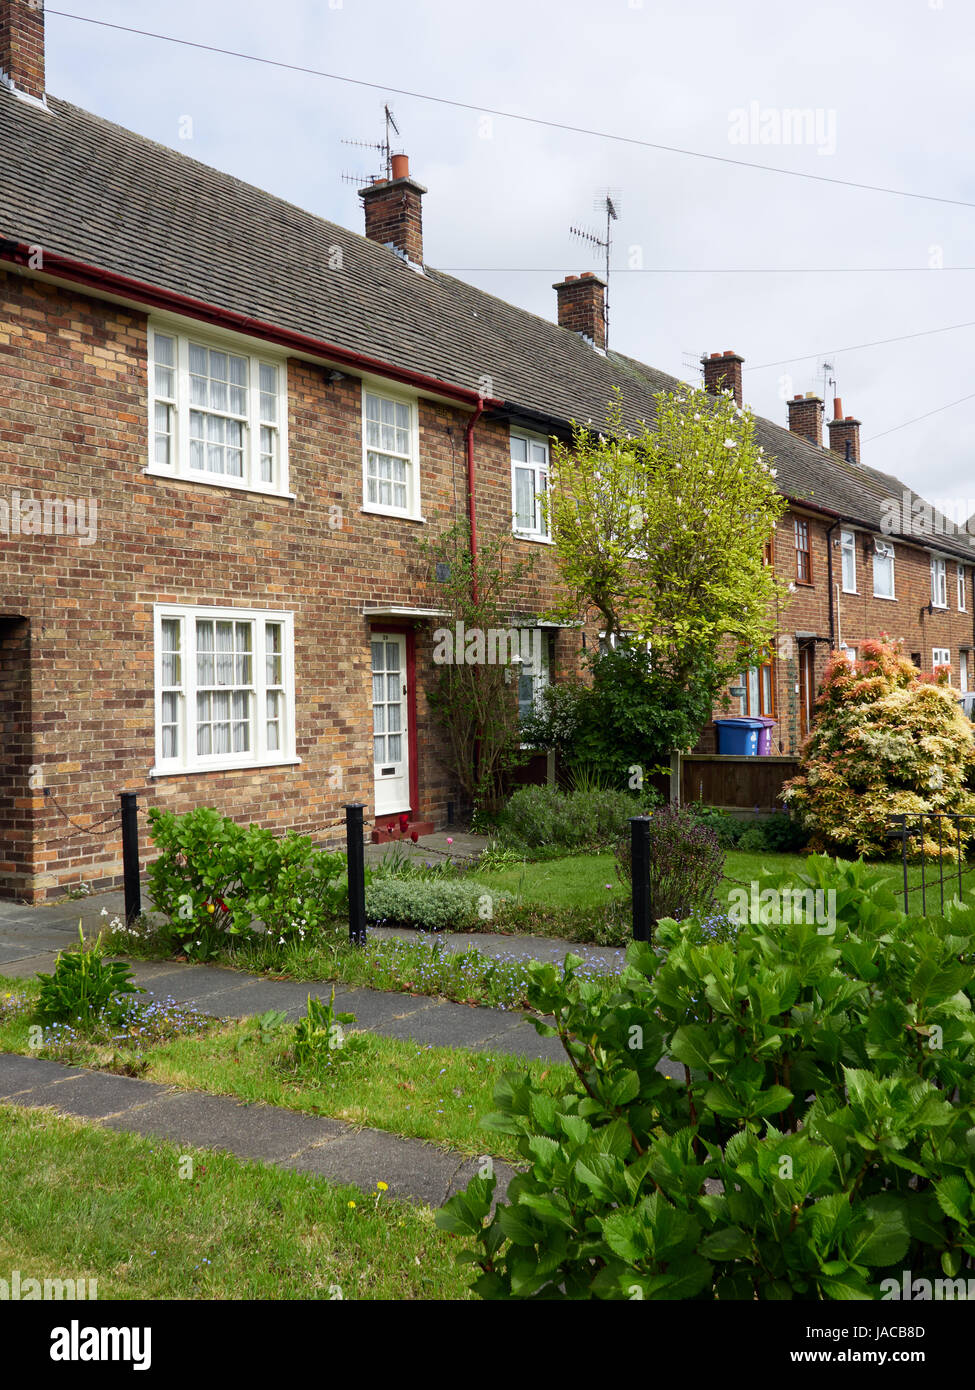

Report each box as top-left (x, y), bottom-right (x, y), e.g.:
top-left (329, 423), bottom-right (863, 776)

top-left (0, 1104), bottom-right (470, 1300)
top-left (467, 848), bottom-right (973, 920)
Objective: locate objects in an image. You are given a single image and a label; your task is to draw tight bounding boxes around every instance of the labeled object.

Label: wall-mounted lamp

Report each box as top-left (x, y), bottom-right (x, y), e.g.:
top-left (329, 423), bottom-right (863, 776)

top-left (326, 369), bottom-right (346, 385)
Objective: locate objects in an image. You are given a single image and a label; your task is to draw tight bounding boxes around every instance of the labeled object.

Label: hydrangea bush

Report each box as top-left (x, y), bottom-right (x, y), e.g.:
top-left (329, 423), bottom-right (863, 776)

top-left (438, 857), bottom-right (975, 1300)
top-left (783, 639), bottom-right (975, 859)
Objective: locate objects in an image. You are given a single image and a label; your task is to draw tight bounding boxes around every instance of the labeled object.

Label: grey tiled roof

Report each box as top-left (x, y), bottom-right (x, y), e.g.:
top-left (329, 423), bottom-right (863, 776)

top-left (1, 88), bottom-right (971, 561)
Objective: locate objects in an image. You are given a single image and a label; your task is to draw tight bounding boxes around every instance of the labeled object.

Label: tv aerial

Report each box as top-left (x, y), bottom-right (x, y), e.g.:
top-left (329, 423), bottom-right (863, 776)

top-left (341, 104), bottom-right (401, 187)
top-left (569, 190), bottom-right (620, 348)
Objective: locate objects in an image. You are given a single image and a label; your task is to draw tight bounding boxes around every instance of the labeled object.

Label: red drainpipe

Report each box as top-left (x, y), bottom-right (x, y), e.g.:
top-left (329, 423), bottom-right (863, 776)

top-left (465, 399), bottom-right (484, 601)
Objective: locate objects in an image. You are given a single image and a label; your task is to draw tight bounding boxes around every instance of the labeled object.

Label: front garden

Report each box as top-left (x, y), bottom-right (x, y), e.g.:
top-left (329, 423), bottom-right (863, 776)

top-left (12, 637), bottom-right (975, 1300)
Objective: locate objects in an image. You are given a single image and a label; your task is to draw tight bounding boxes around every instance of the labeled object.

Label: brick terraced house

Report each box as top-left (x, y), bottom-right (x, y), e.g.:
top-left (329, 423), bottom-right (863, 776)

top-left (1, 0), bottom-right (973, 898)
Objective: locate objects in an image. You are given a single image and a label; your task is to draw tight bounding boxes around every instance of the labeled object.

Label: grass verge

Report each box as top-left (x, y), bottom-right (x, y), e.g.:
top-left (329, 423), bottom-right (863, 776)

top-left (0, 1104), bottom-right (470, 1299)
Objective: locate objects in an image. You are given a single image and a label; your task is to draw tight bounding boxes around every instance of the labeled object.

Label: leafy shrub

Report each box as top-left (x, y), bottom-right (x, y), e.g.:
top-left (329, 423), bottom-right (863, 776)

top-left (686, 804), bottom-right (747, 848)
top-left (291, 988), bottom-right (363, 1070)
top-left (784, 638), bottom-right (975, 858)
top-left (737, 825), bottom-right (767, 852)
top-left (687, 806), bottom-right (808, 854)
top-left (365, 878), bottom-right (511, 932)
top-left (147, 807), bottom-right (348, 959)
top-left (614, 803), bottom-right (725, 923)
top-left (497, 784), bottom-right (659, 856)
top-left (520, 644), bottom-right (717, 787)
top-left (34, 925), bottom-right (143, 1027)
top-left (439, 856), bottom-right (975, 1299)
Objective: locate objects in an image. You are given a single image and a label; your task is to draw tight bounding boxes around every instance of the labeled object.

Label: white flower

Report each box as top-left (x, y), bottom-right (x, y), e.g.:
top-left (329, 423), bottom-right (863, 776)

top-left (770, 468), bottom-right (778, 478)
top-left (100, 907), bottom-right (108, 917)
top-left (724, 438), bottom-right (736, 449)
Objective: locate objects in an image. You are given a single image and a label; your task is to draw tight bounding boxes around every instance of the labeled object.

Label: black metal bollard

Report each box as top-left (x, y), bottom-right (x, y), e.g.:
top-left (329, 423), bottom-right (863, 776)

top-left (120, 791), bottom-right (141, 925)
top-left (345, 803), bottom-right (367, 946)
top-left (630, 815), bottom-right (652, 942)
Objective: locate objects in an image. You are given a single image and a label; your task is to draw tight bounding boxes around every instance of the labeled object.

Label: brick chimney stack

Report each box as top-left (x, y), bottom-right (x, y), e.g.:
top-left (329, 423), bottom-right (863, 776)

top-left (701, 350), bottom-right (744, 407)
top-left (0, 0), bottom-right (45, 103)
top-left (358, 154), bottom-right (426, 270)
top-left (826, 396), bottom-right (862, 464)
top-left (553, 272), bottom-right (606, 350)
top-left (787, 392), bottom-right (824, 447)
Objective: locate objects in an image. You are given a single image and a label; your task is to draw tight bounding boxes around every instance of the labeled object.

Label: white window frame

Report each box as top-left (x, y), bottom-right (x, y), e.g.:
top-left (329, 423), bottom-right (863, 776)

top-left (931, 556), bottom-right (948, 609)
top-left (361, 380), bottom-right (422, 521)
top-left (841, 645), bottom-right (858, 664)
top-left (933, 647), bottom-right (951, 675)
top-left (873, 540), bottom-right (896, 599)
top-left (961, 650), bottom-right (970, 692)
top-left (840, 529), bottom-right (857, 593)
top-left (151, 603), bottom-right (298, 776)
top-left (510, 430), bottom-right (551, 542)
top-left (959, 565), bottom-right (968, 612)
top-left (146, 317), bottom-right (290, 497)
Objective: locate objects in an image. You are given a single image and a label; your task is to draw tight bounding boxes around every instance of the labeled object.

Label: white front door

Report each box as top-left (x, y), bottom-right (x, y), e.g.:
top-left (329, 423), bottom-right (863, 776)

top-left (371, 633), bottom-right (410, 815)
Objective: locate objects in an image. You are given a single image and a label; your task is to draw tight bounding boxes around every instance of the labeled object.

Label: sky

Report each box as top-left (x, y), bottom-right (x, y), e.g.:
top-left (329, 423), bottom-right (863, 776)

top-left (43, 0), bottom-right (975, 508)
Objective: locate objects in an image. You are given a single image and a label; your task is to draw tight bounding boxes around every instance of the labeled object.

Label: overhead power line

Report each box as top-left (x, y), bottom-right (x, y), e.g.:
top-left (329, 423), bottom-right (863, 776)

top-left (47, 9), bottom-right (975, 211)
top-left (866, 391), bottom-right (975, 443)
top-left (439, 265), bottom-right (975, 275)
top-left (744, 318), bottom-right (975, 372)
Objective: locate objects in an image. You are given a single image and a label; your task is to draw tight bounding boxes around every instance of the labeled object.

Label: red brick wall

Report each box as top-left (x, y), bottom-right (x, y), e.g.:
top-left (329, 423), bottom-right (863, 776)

top-left (705, 505), bottom-right (975, 757)
top-left (0, 0), bottom-right (44, 102)
top-left (0, 269), bottom-right (575, 897)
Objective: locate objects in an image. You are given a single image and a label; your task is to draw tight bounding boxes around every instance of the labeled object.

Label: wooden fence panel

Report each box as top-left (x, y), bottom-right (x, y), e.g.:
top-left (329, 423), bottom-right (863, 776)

top-left (679, 754), bottom-right (799, 812)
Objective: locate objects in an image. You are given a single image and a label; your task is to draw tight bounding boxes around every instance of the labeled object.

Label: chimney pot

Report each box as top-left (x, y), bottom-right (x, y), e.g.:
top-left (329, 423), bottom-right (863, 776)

top-left (0, 0), bottom-right (45, 102)
top-left (833, 397), bottom-right (843, 420)
top-left (701, 347), bottom-right (744, 406)
top-left (553, 274), bottom-right (606, 349)
top-left (787, 393), bottom-right (824, 447)
top-left (359, 155), bottom-right (427, 268)
top-left (827, 406), bottom-right (862, 465)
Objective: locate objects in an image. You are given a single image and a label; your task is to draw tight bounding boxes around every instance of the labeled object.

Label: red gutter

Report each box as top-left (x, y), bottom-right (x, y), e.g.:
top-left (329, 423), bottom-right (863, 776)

top-left (0, 239), bottom-right (501, 411)
top-left (465, 398), bottom-right (484, 602)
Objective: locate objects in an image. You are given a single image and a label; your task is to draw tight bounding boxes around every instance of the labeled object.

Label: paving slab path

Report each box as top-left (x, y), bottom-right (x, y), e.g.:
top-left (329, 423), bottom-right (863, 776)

top-left (0, 1052), bottom-right (516, 1208)
top-left (0, 882), bottom-right (678, 1206)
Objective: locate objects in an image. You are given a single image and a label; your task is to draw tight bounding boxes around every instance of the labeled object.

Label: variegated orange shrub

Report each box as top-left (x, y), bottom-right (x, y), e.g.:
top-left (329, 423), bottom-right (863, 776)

top-left (783, 638), bottom-right (975, 858)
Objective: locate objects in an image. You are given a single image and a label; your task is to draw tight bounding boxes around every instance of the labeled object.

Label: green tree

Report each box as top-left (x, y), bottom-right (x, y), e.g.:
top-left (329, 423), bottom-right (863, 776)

top-left (545, 386), bottom-right (786, 691)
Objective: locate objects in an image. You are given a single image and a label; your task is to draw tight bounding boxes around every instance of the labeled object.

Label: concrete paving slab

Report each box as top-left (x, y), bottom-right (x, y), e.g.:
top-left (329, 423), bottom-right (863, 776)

top-left (324, 987), bottom-right (440, 1030)
top-left (0, 953), bottom-right (58, 979)
top-left (17, 1070), bottom-right (173, 1119)
top-left (288, 1126), bottom-right (465, 1206)
top-left (195, 979), bottom-right (323, 1021)
top-left (0, 941), bottom-right (48, 964)
top-left (0, 1053), bottom-right (86, 1096)
top-left (471, 1023), bottom-right (568, 1064)
top-left (131, 965), bottom-right (254, 1005)
top-left (102, 1090), bottom-right (348, 1162)
top-left (374, 1001), bottom-right (526, 1049)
